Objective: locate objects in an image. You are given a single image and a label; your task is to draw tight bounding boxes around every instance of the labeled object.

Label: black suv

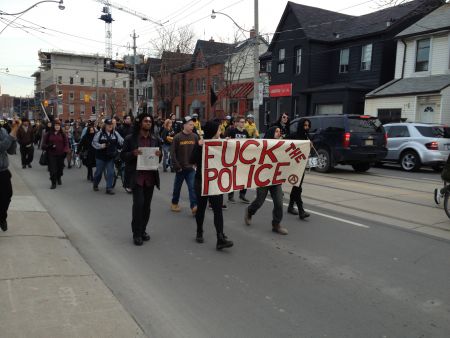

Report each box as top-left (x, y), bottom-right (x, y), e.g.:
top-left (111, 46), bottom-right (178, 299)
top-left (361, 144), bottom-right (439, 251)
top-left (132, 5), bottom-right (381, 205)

top-left (289, 115), bottom-right (387, 172)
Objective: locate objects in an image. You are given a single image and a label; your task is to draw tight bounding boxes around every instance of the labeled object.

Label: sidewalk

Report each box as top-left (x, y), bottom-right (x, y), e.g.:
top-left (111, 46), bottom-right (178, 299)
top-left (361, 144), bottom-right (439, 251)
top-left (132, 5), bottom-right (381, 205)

top-left (0, 164), bottom-right (145, 337)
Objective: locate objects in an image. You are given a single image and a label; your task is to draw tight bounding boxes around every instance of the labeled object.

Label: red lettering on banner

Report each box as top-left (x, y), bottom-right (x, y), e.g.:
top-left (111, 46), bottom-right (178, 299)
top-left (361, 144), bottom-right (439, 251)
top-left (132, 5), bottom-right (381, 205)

top-left (221, 141), bottom-right (240, 167)
top-left (203, 168), bottom-right (218, 195)
top-left (217, 168), bottom-right (232, 192)
top-left (247, 165), bottom-right (256, 188)
top-left (254, 164), bottom-right (273, 186)
top-left (285, 142), bottom-right (307, 163)
top-left (204, 141), bottom-right (222, 169)
top-left (258, 140), bottom-right (284, 164)
top-left (273, 162), bottom-right (289, 184)
top-left (239, 140), bottom-right (259, 164)
top-left (232, 166), bottom-right (245, 190)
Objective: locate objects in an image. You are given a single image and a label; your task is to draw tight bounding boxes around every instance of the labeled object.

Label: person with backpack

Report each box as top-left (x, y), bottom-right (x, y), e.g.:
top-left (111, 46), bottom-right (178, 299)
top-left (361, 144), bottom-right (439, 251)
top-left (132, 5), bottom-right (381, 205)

top-left (91, 118), bottom-right (124, 195)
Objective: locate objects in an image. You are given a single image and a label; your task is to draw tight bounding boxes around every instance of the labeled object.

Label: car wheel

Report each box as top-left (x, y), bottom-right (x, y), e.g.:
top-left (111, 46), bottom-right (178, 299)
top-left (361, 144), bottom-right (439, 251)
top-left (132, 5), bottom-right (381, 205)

top-left (352, 163), bottom-right (371, 172)
top-left (315, 148), bottom-right (333, 173)
top-left (400, 150), bottom-right (421, 172)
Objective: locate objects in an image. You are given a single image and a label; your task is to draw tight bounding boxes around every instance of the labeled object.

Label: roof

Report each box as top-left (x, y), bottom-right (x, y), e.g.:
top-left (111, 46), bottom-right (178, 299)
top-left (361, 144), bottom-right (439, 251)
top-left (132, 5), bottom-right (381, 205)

top-left (193, 40), bottom-right (235, 66)
top-left (366, 75), bottom-right (450, 98)
top-left (397, 3), bottom-right (450, 38)
top-left (161, 51), bottom-right (192, 72)
top-left (277, 0), bottom-right (444, 43)
top-left (300, 82), bottom-right (373, 93)
top-left (147, 57), bottom-right (161, 75)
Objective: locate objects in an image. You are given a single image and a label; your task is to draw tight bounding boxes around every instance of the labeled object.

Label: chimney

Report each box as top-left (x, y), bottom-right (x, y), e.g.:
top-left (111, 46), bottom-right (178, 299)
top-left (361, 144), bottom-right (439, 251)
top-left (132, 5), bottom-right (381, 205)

top-left (250, 29), bottom-right (256, 39)
top-left (209, 37), bottom-right (215, 42)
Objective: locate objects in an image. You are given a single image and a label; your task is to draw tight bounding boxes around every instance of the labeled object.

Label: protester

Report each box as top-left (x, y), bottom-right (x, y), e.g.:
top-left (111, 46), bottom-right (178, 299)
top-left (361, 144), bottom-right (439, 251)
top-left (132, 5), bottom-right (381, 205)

top-left (42, 120), bottom-right (69, 189)
top-left (121, 113), bottom-right (162, 246)
top-left (170, 113), bottom-right (182, 134)
top-left (161, 119), bottom-right (175, 172)
top-left (170, 116), bottom-right (198, 215)
top-left (191, 120), bottom-right (233, 250)
top-left (244, 126), bottom-right (288, 235)
top-left (273, 113), bottom-right (290, 139)
top-left (245, 113), bottom-right (260, 138)
top-left (227, 116), bottom-right (250, 203)
top-left (0, 118), bottom-right (20, 232)
top-left (219, 115), bottom-right (232, 138)
top-left (16, 118), bottom-right (35, 168)
top-left (78, 125), bottom-right (97, 181)
top-left (287, 118), bottom-right (311, 219)
top-left (64, 123), bottom-right (74, 168)
top-left (192, 113), bottom-right (203, 137)
top-left (92, 118), bottom-right (124, 195)
top-left (33, 120), bottom-right (44, 148)
top-left (118, 115), bottom-right (133, 138)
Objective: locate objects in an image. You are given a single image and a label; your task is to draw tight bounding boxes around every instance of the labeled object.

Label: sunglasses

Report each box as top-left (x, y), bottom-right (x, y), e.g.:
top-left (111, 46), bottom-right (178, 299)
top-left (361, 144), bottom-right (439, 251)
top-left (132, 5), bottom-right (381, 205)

top-left (282, 116), bottom-right (288, 119)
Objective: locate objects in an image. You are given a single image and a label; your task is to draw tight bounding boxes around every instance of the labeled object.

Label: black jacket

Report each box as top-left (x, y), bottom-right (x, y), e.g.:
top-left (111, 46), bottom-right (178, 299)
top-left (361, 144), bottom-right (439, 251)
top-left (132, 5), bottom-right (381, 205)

top-left (121, 132), bottom-right (162, 189)
top-left (79, 132), bottom-right (96, 167)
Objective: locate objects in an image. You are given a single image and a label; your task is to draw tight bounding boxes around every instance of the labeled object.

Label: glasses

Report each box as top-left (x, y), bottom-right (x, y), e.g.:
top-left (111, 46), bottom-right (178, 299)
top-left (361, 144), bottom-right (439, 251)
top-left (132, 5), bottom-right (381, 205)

top-left (282, 116), bottom-right (288, 119)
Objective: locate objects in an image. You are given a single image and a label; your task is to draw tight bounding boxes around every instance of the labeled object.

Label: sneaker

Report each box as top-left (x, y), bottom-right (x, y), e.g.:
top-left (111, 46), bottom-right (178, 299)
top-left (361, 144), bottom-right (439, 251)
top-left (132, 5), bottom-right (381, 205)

top-left (272, 224), bottom-right (288, 235)
top-left (27, 164), bottom-right (32, 168)
top-left (106, 189), bottom-right (115, 195)
top-left (142, 232), bottom-right (150, 241)
top-left (124, 187), bottom-right (133, 194)
top-left (93, 185), bottom-right (99, 191)
top-left (22, 165), bottom-right (26, 169)
top-left (299, 210), bottom-right (311, 220)
top-left (229, 196), bottom-right (236, 204)
top-left (191, 206), bottom-right (197, 216)
top-left (171, 204), bottom-right (181, 212)
top-left (239, 195), bottom-right (250, 204)
top-left (0, 219), bottom-right (7, 232)
top-left (133, 237), bottom-right (143, 246)
top-left (287, 206), bottom-right (299, 215)
top-left (434, 188), bottom-right (443, 205)
top-left (244, 207), bottom-right (252, 226)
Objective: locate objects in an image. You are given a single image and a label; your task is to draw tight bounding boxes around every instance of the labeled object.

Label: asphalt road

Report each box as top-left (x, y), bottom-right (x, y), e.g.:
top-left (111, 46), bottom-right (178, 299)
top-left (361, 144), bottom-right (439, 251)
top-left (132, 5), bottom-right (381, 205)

top-left (14, 156), bottom-right (450, 338)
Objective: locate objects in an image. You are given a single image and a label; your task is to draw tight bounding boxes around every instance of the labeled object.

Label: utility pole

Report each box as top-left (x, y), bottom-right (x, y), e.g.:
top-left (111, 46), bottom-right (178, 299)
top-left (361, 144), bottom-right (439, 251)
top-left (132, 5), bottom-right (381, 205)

top-left (252, 0), bottom-right (260, 129)
top-left (131, 30), bottom-right (139, 116)
top-left (96, 54), bottom-right (100, 116)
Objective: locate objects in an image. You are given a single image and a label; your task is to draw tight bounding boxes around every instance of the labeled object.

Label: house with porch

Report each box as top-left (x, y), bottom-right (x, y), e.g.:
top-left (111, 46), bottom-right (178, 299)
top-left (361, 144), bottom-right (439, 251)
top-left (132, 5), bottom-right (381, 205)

top-left (365, 3), bottom-right (450, 125)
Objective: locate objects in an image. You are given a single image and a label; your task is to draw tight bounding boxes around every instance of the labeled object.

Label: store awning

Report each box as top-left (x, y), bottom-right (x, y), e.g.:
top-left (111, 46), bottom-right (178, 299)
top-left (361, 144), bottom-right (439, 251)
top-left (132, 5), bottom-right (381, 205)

top-left (218, 82), bottom-right (254, 99)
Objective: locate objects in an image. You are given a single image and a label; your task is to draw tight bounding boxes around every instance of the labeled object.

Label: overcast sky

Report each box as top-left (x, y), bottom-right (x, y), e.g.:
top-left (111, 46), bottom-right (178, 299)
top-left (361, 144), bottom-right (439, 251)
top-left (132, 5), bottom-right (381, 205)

top-left (0, 0), bottom-right (391, 96)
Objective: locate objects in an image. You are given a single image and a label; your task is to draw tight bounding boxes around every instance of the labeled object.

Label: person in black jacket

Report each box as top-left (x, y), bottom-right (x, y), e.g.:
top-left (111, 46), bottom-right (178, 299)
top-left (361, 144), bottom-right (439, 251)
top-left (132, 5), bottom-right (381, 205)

top-left (78, 125), bottom-right (97, 181)
top-left (191, 119), bottom-right (233, 250)
top-left (121, 113), bottom-right (162, 246)
top-left (287, 118), bottom-right (311, 220)
top-left (272, 113), bottom-right (290, 139)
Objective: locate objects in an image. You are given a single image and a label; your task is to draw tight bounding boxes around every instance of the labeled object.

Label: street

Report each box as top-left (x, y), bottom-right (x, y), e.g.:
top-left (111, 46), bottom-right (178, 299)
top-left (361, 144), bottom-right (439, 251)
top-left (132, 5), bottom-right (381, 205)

top-left (12, 155), bottom-right (450, 338)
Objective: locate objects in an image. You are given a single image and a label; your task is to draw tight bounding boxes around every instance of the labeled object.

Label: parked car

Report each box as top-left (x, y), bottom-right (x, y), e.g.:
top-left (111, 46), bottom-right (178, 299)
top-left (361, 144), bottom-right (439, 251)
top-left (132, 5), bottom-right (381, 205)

top-left (382, 123), bottom-right (450, 171)
top-left (289, 115), bottom-right (387, 173)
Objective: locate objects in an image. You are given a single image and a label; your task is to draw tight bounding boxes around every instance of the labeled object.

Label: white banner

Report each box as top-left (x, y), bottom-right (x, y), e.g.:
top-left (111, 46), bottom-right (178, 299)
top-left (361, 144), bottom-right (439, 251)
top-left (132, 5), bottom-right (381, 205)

top-left (201, 139), bottom-right (310, 196)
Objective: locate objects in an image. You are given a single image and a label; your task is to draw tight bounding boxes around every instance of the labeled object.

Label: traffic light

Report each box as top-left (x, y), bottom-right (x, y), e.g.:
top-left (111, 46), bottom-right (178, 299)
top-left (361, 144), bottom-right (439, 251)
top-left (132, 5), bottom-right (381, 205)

top-left (84, 94), bottom-right (90, 103)
top-left (43, 100), bottom-right (48, 107)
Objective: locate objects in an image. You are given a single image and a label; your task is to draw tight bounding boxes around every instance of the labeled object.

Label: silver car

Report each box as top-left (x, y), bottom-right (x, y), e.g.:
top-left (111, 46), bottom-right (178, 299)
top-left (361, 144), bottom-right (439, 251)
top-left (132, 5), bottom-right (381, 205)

top-left (383, 123), bottom-right (450, 171)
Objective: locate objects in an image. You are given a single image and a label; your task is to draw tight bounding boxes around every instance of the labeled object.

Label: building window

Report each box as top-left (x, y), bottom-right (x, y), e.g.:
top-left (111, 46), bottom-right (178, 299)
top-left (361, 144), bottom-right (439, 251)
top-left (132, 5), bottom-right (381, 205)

top-left (91, 78), bottom-right (95, 86)
top-left (278, 63), bottom-right (285, 73)
top-left (80, 104), bottom-right (85, 115)
top-left (80, 77), bottom-right (84, 85)
top-left (196, 79), bottom-right (201, 94)
top-left (415, 38), bottom-right (430, 72)
top-left (189, 79), bottom-right (194, 94)
top-left (339, 48), bottom-right (349, 73)
top-left (266, 61), bottom-right (272, 73)
top-left (279, 49), bottom-right (285, 61)
top-left (123, 81), bottom-right (126, 88)
top-left (91, 92), bottom-right (96, 101)
top-left (148, 87), bottom-right (153, 100)
top-left (69, 104), bottom-right (74, 114)
top-left (80, 91), bottom-right (84, 101)
top-left (58, 76), bottom-right (62, 84)
top-left (212, 76), bottom-right (219, 92)
top-left (295, 48), bottom-right (302, 74)
top-left (361, 44), bottom-right (372, 71)
top-left (201, 78), bottom-right (206, 93)
top-left (69, 91), bottom-right (74, 101)
top-left (102, 79), bottom-right (106, 86)
top-left (70, 77), bottom-right (74, 84)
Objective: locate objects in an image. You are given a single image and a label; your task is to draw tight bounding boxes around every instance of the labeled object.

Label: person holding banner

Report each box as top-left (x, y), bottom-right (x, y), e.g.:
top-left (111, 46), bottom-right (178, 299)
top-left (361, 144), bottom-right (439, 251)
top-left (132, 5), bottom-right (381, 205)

top-left (121, 113), bottom-right (162, 246)
top-left (273, 113), bottom-right (290, 139)
top-left (170, 116), bottom-right (198, 215)
top-left (244, 126), bottom-right (288, 235)
top-left (288, 118), bottom-right (311, 220)
top-left (191, 120), bottom-right (233, 250)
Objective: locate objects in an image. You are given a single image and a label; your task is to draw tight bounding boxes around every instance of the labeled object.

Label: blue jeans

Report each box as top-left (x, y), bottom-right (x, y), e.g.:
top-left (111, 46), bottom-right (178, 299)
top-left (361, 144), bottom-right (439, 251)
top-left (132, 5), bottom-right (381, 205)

top-left (93, 158), bottom-right (115, 189)
top-left (172, 168), bottom-right (197, 208)
top-left (162, 144), bottom-right (171, 170)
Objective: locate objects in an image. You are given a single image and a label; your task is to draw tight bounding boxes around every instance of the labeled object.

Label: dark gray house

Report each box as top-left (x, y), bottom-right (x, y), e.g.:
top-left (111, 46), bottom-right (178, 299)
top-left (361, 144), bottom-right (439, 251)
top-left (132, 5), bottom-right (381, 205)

top-left (261, 0), bottom-right (445, 123)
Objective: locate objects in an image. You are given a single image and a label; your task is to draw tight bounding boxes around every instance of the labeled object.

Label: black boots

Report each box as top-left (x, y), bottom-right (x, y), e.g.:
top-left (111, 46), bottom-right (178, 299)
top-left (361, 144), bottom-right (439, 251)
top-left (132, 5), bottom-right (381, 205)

top-left (216, 233), bottom-right (233, 250)
top-left (50, 181), bottom-right (56, 189)
top-left (287, 201), bottom-right (299, 215)
top-left (299, 209), bottom-right (310, 220)
top-left (196, 231), bottom-right (204, 243)
top-left (57, 177), bottom-right (62, 185)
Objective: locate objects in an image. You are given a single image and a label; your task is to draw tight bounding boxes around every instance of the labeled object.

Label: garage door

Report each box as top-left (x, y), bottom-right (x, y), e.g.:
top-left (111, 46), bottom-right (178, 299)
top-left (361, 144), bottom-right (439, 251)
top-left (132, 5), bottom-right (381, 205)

top-left (315, 104), bottom-right (343, 115)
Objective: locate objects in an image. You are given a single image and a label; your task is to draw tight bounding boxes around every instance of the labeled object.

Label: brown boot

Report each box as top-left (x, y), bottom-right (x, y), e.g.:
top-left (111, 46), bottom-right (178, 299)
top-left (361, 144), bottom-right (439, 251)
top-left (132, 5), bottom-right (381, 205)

top-left (272, 223), bottom-right (288, 235)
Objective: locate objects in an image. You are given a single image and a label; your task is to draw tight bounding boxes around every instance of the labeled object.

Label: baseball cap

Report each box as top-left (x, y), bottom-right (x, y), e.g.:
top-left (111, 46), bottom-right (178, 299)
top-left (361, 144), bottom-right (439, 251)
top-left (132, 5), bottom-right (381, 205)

top-left (182, 116), bottom-right (193, 124)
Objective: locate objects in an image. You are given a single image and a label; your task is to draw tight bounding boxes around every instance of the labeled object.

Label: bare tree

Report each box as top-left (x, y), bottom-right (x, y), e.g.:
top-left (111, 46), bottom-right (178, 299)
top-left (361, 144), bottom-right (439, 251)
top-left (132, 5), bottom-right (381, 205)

top-left (376, 0), bottom-right (410, 7)
top-left (150, 25), bottom-right (196, 57)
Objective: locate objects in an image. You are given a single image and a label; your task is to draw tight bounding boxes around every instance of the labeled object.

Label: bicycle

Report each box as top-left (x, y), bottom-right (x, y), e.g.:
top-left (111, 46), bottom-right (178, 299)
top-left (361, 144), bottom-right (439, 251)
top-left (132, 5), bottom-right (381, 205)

top-left (70, 142), bottom-right (82, 169)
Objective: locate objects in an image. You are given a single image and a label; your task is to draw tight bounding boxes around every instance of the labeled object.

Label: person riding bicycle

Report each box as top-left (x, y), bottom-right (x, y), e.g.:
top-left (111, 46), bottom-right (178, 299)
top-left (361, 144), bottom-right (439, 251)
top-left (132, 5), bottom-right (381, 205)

top-left (434, 154), bottom-right (450, 204)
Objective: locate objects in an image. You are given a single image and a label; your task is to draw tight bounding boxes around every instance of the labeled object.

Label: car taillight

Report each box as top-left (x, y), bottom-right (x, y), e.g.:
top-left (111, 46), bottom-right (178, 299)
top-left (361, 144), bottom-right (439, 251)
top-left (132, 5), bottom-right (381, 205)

top-left (384, 132), bottom-right (388, 146)
top-left (425, 141), bottom-right (439, 150)
top-left (343, 132), bottom-right (351, 148)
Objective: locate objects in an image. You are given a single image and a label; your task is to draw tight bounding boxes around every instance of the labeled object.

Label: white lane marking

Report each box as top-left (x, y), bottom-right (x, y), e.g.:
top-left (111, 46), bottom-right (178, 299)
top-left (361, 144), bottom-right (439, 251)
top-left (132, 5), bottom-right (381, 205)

top-left (265, 199), bottom-right (370, 229)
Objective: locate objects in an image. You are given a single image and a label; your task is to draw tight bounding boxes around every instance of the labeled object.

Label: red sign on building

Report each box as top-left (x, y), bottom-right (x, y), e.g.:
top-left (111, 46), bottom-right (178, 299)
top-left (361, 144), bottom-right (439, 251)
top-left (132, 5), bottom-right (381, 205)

top-left (269, 83), bottom-right (292, 97)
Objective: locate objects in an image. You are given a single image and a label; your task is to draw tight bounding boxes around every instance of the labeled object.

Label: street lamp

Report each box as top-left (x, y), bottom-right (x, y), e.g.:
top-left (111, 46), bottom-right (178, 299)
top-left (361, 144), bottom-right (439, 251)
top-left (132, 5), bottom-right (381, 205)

top-left (211, 1), bottom-right (260, 128)
top-left (0, 0), bottom-right (65, 16)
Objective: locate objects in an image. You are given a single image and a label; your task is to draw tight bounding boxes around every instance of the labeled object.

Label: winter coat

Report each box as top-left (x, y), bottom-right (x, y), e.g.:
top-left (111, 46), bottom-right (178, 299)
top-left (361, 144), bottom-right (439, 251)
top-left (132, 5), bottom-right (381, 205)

top-left (42, 131), bottom-right (69, 156)
top-left (79, 132), bottom-right (96, 167)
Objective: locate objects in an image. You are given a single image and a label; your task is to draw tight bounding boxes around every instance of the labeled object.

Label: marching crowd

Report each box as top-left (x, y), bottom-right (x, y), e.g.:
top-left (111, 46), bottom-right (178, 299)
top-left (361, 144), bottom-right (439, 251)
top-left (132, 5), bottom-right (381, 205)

top-left (0, 112), bottom-right (312, 250)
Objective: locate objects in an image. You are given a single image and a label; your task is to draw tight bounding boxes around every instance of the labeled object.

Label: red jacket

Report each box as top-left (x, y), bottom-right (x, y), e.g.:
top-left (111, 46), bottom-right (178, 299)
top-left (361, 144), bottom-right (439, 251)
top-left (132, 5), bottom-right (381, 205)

top-left (43, 132), bottom-right (69, 156)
